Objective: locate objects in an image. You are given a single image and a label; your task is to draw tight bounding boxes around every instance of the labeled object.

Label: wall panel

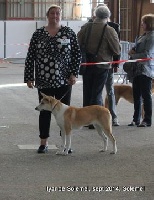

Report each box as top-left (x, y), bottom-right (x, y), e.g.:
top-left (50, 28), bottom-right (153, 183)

top-left (5, 21), bottom-right (36, 58)
top-left (0, 21), bottom-right (4, 58)
top-left (1, 20), bottom-right (84, 58)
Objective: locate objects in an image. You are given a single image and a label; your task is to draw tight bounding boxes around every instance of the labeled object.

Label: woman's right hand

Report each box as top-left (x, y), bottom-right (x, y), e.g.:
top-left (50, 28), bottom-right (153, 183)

top-left (27, 81), bottom-right (34, 89)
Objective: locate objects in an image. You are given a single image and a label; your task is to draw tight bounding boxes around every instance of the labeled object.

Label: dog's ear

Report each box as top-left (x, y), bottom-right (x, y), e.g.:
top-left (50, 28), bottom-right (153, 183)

top-left (40, 92), bottom-right (46, 97)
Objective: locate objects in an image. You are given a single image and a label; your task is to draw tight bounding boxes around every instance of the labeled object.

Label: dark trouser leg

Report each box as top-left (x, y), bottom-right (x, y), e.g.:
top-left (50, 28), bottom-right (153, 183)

top-left (82, 67), bottom-right (95, 107)
top-left (140, 75), bottom-right (152, 124)
top-left (39, 111), bottom-right (51, 139)
top-left (90, 68), bottom-right (109, 106)
top-left (55, 85), bottom-right (72, 105)
top-left (38, 88), bottom-right (53, 139)
top-left (132, 76), bottom-right (142, 123)
top-left (105, 69), bottom-right (117, 119)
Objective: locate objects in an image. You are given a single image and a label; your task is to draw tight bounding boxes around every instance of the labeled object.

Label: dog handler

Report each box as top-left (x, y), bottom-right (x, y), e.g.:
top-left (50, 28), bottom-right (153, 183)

top-left (128, 14), bottom-right (154, 127)
top-left (24, 5), bottom-right (81, 153)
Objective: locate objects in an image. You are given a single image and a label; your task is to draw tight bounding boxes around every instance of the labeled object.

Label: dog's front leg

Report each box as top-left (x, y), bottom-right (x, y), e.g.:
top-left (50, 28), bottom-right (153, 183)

top-left (64, 134), bottom-right (71, 155)
top-left (56, 129), bottom-right (66, 155)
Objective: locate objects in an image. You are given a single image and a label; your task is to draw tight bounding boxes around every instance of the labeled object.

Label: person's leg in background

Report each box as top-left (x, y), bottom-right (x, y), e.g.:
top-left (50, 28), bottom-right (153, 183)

top-left (90, 68), bottom-right (109, 106)
top-left (105, 69), bottom-right (119, 126)
top-left (128, 76), bottom-right (142, 126)
top-left (82, 67), bottom-right (95, 107)
top-left (83, 67), bottom-right (108, 129)
top-left (138, 75), bottom-right (152, 127)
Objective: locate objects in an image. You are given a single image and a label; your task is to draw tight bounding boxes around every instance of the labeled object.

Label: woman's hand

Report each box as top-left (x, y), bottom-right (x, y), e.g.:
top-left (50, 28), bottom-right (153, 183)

top-left (67, 74), bottom-right (76, 85)
top-left (27, 81), bottom-right (34, 88)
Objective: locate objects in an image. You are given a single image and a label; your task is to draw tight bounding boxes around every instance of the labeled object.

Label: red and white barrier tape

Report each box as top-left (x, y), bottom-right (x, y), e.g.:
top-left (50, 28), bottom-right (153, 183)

top-left (81, 57), bottom-right (154, 66)
top-left (1, 55), bottom-right (154, 65)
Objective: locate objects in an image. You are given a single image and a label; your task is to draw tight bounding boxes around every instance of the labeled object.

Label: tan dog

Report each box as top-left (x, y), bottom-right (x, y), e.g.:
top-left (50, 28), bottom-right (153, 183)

top-left (105, 85), bottom-right (133, 108)
top-left (105, 80), bottom-right (154, 114)
top-left (35, 93), bottom-right (117, 155)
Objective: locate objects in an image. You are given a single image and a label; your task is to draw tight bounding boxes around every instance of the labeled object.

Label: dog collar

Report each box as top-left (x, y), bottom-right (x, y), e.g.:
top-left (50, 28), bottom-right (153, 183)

top-left (51, 89), bottom-right (70, 113)
top-left (51, 100), bottom-right (59, 113)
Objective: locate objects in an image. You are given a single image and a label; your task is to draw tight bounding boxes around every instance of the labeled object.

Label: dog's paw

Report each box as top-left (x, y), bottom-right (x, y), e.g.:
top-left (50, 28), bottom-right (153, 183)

top-left (110, 151), bottom-right (117, 154)
top-left (110, 146), bottom-right (117, 154)
top-left (56, 150), bottom-right (67, 156)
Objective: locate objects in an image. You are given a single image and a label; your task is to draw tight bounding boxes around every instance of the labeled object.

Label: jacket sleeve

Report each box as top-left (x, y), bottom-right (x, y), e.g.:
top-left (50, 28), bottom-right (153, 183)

top-left (69, 30), bottom-right (82, 77)
top-left (77, 23), bottom-right (89, 47)
top-left (131, 34), bottom-right (154, 60)
top-left (106, 27), bottom-right (121, 56)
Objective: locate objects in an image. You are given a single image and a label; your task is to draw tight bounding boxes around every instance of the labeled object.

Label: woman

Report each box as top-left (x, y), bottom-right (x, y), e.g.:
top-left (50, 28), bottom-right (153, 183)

top-left (128, 14), bottom-right (154, 127)
top-left (24, 4), bottom-right (81, 153)
top-left (77, 6), bottom-right (120, 128)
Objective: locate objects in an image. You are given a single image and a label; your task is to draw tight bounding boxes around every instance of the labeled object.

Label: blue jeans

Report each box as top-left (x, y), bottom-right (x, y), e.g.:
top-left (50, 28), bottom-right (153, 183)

top-left (83, 66), bottom-right (109, 106)
top-left (105, 69), bottom-right (118, 120)
top-left (132, 75), bottom-right (152, 124)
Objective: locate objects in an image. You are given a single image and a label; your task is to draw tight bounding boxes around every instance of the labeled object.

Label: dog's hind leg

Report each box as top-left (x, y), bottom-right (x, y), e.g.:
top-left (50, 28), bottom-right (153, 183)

top-left (107, 133), bottom-right (117, 154)
top-left (95, 124), bottom-right (108, 152)
top-left (104, 128), bottom-right (117, 154)
top-left (98, 123), bottom-right (117, 154)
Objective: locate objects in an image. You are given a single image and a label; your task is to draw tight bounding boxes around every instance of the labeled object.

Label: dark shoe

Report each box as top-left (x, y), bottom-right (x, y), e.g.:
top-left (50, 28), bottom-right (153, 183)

top-left (68, 149), bottom-right (73, 154)
top-left (137, 121), bottom-right (151, 127)
top-left (37, 145), bottom-right (48, 153)
top-left (64, 148), bottom-right (73, 154)
top-left (128, 121), bottom-right (140, 126)
top-left (89, 124), bottom-right (95, 129)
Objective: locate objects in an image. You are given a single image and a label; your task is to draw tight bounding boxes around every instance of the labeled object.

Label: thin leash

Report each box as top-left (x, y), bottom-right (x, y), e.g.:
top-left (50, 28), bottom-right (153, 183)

top-left (51, 88), bottom-right (71, 113)
top-left (59, 88), bottom-right (70, 101)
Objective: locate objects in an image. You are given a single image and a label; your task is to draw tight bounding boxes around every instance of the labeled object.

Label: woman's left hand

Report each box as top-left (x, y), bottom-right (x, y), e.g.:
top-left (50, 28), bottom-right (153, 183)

top-left (67, 74), bottom-right (76, 85)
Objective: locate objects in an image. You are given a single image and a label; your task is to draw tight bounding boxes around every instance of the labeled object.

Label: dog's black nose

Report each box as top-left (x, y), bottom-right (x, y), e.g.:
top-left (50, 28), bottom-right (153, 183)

top-left (35, 107), bottom-right (38, 110)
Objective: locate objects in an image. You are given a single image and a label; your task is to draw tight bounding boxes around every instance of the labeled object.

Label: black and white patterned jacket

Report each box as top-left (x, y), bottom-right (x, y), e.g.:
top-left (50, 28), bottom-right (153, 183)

top-left (24, 26), bottom-right (81, 88)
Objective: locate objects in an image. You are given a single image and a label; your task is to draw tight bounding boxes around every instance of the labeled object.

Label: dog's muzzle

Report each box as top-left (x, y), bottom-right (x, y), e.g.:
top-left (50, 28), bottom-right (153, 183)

top-left (35, 106), bottom-right (44, 111)
top-left (35, 107), bottom-right (40, 111)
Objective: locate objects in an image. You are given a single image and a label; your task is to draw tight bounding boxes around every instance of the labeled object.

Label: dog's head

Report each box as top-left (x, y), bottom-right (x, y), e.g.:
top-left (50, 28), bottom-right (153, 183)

top-left (35, 93), bottom-right (57, 112)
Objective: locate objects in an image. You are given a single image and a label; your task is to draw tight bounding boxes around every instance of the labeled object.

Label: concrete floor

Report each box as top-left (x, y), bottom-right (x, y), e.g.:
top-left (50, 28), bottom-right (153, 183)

top-left (0, 62), bottom-right (154, 200)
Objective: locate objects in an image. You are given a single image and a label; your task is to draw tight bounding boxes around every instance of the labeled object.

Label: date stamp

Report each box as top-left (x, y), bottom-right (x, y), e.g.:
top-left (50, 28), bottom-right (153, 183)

top-left (46, 185), bottom-right (145, 193)
top-left (92, 186), bottom-right (145, 192)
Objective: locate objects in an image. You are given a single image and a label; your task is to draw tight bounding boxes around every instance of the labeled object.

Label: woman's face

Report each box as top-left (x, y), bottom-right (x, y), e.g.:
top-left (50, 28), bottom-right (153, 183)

top-left (47, 7), bottom-right (61, 24)
top-left (141, 20), bottom-right (147, 31)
